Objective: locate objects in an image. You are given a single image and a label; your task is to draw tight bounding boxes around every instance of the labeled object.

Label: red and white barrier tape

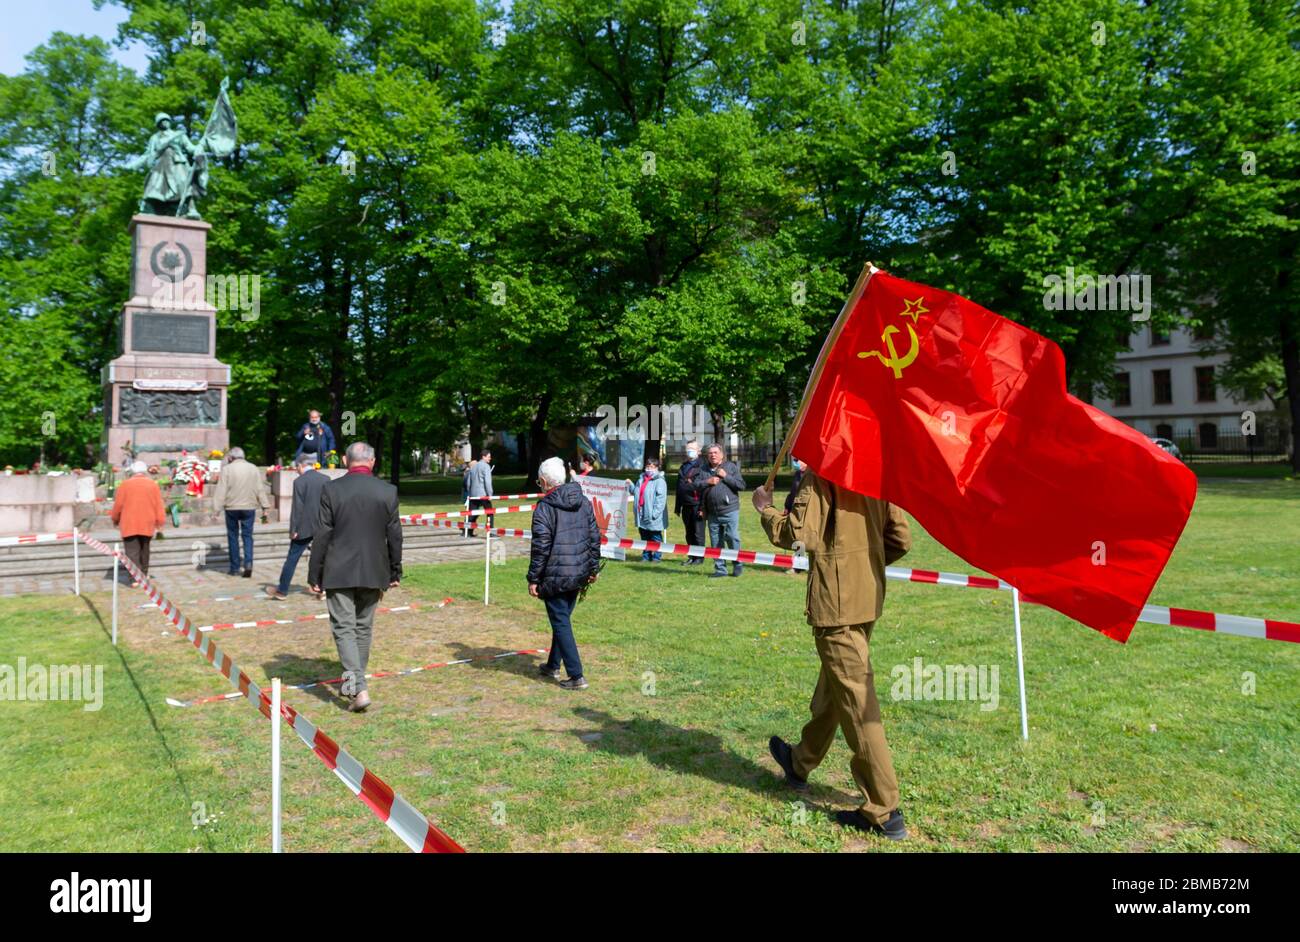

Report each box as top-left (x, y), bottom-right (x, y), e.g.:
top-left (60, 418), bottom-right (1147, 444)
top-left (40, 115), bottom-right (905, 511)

top-left (406, 516), bottom-right (810, 569)
top-left (401, 502), bottom-right (535, 524)
top-left (0, 529), bottom-right (75, 547)
top-left (167, 647), bottom-right (550, 708)
top-left (192, 602), bottom-right (443, 634)
top-left (139, 588), bottom-right (320, 609)
top-left (886, 565), bottom-right (1007, 591)
top-left (476, 492), bottom-right (634, 502)
top-left (409, 517), bottom-right (1300, 645)
top-left (883, 564), bottom-right (1300, 645)
top-left (76, 532), bottom-right (463, 853)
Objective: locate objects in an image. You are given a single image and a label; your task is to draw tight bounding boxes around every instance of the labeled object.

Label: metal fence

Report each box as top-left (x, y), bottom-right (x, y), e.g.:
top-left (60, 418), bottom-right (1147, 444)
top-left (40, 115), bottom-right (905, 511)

top-left (1158, 427), bottom-right (1292, 463)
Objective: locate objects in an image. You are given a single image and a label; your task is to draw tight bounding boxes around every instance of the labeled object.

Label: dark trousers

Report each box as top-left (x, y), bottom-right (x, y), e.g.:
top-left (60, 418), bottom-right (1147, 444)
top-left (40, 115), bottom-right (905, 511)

top-left (224, 509), bottom-right (256, 572)
top-left (678, 507), bottom-right (705, 551)
top-left (276, 536), bottom-right (313, 594)
top-left (637, 526), bottom-right (663, 561)
top-left (543, 590), bottom-right (583, 679)
top-left (467, 498), bottom-right (494, 536)
top-left (123, 534), bottom-right (152, 577)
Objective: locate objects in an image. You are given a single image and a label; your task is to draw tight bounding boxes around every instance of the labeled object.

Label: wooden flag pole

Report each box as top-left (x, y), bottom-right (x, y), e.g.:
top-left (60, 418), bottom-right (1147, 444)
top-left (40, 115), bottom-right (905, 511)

top-left (763, 261), bottom-right (880, 492)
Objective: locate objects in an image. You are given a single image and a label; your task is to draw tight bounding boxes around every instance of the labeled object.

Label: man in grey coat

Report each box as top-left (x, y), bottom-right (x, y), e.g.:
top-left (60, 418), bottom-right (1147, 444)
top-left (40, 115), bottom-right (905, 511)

top-left (268, 452), bottom-right (328, 600)
top-left (692, 442), bottom-right (747, 578)
top-left (465, 448), bottom-right (494, 537)
top-left (308, 442), bottom-right (402, 712)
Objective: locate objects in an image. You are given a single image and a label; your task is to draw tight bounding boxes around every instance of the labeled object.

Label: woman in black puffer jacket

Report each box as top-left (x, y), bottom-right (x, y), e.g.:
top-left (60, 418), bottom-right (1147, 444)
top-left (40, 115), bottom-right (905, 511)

top-left (527, 459), bottom-right (602, 689)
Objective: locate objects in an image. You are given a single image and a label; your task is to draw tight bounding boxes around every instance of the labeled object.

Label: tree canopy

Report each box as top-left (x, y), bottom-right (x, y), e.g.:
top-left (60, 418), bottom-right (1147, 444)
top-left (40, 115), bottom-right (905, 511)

top-left (1, 0), bottom-right (1295, 472)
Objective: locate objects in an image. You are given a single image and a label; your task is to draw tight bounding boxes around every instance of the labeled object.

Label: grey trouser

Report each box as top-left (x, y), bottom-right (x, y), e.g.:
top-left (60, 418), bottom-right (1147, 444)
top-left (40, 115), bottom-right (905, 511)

top-left (326, 587), bottom-right (383, 695)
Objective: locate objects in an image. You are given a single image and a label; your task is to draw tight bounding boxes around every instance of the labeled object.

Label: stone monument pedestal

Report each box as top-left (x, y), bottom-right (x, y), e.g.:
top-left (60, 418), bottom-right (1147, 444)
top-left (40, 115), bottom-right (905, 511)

top-left (103, 214), bottom-right (230, 466)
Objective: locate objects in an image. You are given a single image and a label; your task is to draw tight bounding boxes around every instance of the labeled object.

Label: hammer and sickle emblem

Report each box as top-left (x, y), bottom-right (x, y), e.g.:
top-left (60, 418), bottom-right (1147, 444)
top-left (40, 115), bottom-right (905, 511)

top-left (858, 323), bottom-right (919, 378)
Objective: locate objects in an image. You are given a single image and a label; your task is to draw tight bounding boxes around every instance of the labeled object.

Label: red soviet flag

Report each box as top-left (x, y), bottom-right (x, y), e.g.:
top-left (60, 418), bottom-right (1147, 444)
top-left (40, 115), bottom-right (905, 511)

top-left (789, 265), bottom-right (1197, 641)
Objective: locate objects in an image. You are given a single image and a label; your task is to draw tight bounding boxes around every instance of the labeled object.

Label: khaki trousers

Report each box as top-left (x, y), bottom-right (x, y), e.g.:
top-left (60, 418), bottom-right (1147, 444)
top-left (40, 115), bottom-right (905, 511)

top-left (791, 621), bottom-right (900, 824)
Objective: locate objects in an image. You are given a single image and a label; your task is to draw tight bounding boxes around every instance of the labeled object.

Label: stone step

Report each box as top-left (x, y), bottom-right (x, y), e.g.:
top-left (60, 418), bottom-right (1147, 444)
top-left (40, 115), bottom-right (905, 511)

top-left (0, 525), bottom-right (479, 579)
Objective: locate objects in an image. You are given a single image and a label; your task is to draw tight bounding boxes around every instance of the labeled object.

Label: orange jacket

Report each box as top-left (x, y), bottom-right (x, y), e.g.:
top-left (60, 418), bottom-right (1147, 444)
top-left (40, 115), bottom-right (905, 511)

top-left (111, 475), bottom-right (166, 538)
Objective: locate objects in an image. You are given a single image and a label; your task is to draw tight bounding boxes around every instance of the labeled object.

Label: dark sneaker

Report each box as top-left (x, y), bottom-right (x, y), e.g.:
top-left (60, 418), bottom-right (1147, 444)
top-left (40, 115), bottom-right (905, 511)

top-left (835, 808), bottom-right (907, 841)
top-left (708, 571), bottom-right (727, 579)
top-left (538, 664), bottom-right (561, 679)
top-left (731, 563), bottom-right (744, 577)
top-left (558, 676), bottom-right (588, 690)
top-left (768, 736), bottom-right (809, 792)
top-left (242, 569), bottom-right (253, 578)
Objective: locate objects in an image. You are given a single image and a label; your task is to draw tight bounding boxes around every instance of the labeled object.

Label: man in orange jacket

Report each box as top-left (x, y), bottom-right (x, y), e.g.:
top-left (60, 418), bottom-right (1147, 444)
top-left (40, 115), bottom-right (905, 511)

top-left (110, 461), bottom-right (166, 585)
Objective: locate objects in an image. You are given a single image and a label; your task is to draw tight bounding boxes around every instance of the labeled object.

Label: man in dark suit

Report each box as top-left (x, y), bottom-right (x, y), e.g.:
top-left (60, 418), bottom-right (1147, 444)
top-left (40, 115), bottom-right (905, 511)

top-left (268, 453), bottom-right (329, 600)
top-left (308, 442), bottom-right (402, 712)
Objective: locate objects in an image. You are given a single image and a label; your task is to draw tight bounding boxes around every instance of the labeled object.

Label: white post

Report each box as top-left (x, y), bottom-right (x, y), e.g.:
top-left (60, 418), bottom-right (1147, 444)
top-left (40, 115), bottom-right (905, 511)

top-left (483, 527), bottom-right (491, 606)
top-left (73, 527), bottom-right (80, 596)
top-left (271, 677), bottom-right (282, 853)
top-left (111, 544), bottom-right (120, 646)
top-left (464, 498), bottom-right (471, 540)
top-left (1012, 586), bottom-right (1029, 741)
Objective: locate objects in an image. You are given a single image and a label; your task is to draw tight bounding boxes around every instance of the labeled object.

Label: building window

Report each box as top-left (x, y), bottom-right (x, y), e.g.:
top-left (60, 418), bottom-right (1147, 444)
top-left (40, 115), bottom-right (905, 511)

top-left (1193, 321), bottom-right (1215, 341)
top-left (1195, 365), bottom-right (1216, 402)
top-left (1153, 369), bottom-right (1173, 405)
top-left (1199, 423), bottom-right (1218, 449)
top-left (1155, 423), bottom-right (1174, 440)
top-left (1150, 326), bottom-right (1171, 346)
top-left (1115, 329), bottom-right (1131, 351)
top-left (1114, 372), bottom-right (1131, 406)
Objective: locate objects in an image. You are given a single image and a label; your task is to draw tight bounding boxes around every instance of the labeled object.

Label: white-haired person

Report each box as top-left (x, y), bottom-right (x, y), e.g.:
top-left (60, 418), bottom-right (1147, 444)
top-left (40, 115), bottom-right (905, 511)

top-left (110, 460), bottom-right (165, 586)
top-left (527, 457), bottom-right (602, 690)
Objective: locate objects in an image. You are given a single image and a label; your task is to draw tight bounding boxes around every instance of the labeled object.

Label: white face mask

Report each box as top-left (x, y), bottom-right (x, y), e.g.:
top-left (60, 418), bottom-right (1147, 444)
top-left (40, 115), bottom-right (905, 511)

top-left (686, 448), bottom-right (698, 459)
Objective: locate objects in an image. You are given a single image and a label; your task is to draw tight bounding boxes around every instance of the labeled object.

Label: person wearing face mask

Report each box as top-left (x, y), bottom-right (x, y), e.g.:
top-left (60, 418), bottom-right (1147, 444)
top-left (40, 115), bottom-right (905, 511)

top-left (627, 456), bottom-right (669, 561)
top-left (674, 438), bottom-right (706, 562)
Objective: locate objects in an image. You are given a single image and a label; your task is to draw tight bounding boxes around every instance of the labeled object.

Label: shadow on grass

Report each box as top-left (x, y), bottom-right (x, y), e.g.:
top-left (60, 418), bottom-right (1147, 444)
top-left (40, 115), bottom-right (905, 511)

top-left (78, 593), bottom-right (217, 851)
top-left (261, 652), bottom-right (351, 710)
top-left (567, 706), bottom-right (786, 798)
top-left (443, 641), bottom-right (553, 683)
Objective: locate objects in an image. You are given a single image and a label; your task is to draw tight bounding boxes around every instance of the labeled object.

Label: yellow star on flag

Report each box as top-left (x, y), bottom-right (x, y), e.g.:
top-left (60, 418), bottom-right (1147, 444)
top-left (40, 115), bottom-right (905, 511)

top-left (899, 297), bottom-right (928, 323)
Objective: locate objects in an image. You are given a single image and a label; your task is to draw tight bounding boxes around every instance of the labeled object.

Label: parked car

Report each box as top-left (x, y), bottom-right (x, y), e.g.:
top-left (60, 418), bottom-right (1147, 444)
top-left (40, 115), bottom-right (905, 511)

top-left (1149, 437), bottom-right (1183, 460)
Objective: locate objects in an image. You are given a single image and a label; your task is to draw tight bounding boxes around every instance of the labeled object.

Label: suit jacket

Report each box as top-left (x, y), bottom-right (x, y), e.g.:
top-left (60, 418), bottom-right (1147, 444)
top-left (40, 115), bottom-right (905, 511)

top-left (761, 471), bottom-right (911, 627)
top-left (289, 468), bottom-right (329, 540)
top-left (307, 470), bottom-right (403, 590)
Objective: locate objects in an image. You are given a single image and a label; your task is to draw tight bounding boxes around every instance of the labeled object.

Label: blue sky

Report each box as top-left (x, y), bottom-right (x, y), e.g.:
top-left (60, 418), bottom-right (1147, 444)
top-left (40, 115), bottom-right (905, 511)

top-left (0, 0), bottom-right (150, 76)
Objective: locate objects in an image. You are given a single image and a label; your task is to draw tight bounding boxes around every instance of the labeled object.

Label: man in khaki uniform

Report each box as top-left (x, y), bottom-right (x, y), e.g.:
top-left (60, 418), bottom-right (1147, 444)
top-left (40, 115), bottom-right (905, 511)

top-left (752, 469), bottom-right (912, 839)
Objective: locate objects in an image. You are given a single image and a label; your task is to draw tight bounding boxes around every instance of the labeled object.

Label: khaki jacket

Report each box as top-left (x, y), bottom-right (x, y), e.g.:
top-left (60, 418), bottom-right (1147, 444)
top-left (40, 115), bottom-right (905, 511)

top-left (761, 471), bottom-right (911, 627)
top-left (213, 458), bottom-right (271, 512)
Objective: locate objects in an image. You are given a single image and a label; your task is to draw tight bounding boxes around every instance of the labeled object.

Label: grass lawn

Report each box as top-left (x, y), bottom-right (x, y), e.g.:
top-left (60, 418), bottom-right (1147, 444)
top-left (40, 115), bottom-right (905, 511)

top-left (0, 478), bottom-right (1295, 852)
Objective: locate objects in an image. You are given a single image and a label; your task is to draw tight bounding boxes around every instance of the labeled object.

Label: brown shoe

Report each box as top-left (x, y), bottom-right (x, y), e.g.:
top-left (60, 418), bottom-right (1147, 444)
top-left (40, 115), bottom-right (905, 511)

top-left (349, 691), bottom-right (371, 712)
top-left (267, 589), bottom-right (287, 600)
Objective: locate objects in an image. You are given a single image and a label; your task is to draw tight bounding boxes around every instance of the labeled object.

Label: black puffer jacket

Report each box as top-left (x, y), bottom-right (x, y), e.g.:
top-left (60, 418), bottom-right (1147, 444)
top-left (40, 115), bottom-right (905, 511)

top-left (527, 482), bottom-right (602, 599)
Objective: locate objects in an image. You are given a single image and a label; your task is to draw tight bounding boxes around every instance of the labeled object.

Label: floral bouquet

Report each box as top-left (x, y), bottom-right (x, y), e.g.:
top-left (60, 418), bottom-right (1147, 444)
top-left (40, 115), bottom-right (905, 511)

top-left (173, 455), bottom-right (210, 497)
